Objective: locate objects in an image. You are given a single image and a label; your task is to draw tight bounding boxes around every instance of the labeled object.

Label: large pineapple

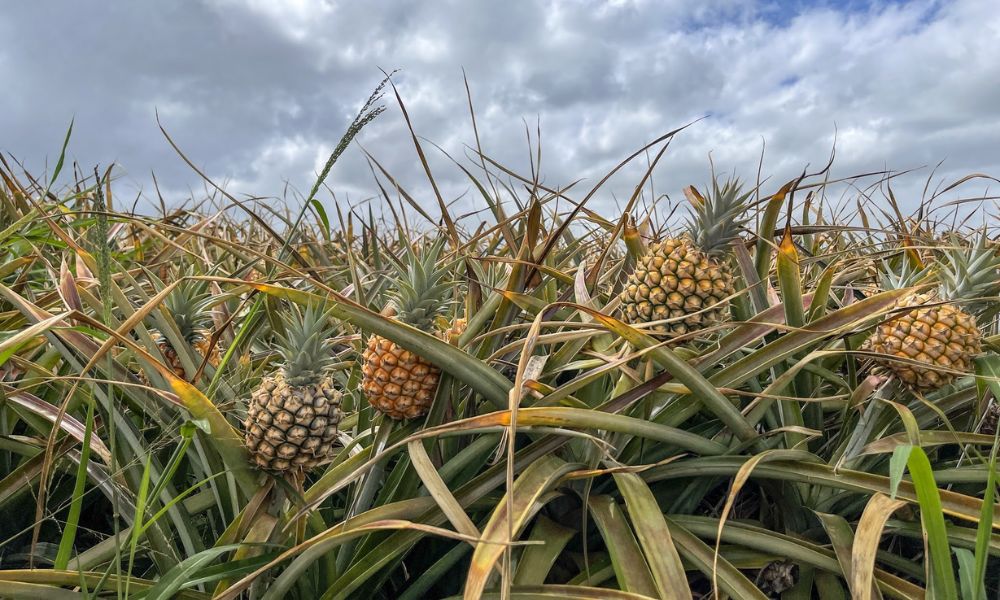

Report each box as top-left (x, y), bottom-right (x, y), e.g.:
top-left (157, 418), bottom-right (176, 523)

top-left (620, 177), bottom-right (750, 335)
top-left (153, 280), bottom-right (219, 380)
top-left (244, 305), bottom-right (343, 472)
top-left (865, 236), bottom-right (1000, 391)
top-left (362, 240), bottom-right (452, 420)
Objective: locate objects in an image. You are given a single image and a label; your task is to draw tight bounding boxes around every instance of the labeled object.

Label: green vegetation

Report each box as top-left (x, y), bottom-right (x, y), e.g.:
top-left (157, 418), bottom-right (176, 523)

top-left (1, 78), bottom-right (999, 599)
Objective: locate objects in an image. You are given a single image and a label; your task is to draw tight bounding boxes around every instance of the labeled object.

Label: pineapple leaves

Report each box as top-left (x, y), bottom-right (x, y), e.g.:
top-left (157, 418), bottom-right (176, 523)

top-left (3, 80), bottom-right (998, 600)
top-left (246, 281), bottom-right (512, 407)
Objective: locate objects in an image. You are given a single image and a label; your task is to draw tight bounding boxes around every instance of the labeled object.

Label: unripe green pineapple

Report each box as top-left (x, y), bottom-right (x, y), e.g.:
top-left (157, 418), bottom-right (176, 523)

top-left (244, 305), bottom-right (343, 472)
top-left (620, 176), bottom-right (750, 335)
top-left (152, 279), bottom-right (219, 380)
top-left (865, 235), bottom-right (1000, 391)
top-left (362, 239), bottom-right (452, 420)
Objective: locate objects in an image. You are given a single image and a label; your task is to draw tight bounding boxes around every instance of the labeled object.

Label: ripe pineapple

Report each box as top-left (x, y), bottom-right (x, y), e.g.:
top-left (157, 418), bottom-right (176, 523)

top-left (153, 280), bottom-right (219, 380)
top-left (362, 240), bottom-right (452, 420)
top-left (620, 177), bottom-right (750, 335)
top-left (244, 305), bottom-right (343, 472)
top-left (865, 236), bottom-right (1000, 391)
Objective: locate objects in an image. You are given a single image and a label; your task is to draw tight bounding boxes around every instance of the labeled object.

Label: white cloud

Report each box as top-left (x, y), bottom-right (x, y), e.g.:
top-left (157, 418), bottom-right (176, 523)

top-left (212, 0), bottom-right (337, 41)
top-left (0, 0), bottom-right (997, 225)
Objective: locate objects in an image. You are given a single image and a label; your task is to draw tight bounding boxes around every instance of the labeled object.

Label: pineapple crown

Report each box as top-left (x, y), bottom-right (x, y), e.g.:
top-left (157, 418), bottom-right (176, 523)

top-left (163, 278), bottom-right (214, 344)
top-left (386, 237), bottom-right (454, 331)
top-left (877, 253), bottom-right (929, 292)
top-left (934, 232), bottom-right (1000, 311)
top-left (684, 176), bottom-right (752, 255)
top-left (275, 304), bottom-right (337, 386)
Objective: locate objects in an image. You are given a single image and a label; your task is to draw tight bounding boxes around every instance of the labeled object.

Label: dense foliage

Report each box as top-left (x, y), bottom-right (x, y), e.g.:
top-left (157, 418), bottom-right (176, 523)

top-left (1, 81), bottom-right (999, 599)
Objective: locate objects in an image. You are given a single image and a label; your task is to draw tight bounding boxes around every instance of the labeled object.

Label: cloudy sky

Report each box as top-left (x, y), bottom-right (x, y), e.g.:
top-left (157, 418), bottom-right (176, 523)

top-left (1, 0), bottom-right (998, 223)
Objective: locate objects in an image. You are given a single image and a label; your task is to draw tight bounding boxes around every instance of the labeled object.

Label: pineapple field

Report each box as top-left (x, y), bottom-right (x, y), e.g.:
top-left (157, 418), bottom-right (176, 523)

top-left (2, 79), bottom-right (1000, 600)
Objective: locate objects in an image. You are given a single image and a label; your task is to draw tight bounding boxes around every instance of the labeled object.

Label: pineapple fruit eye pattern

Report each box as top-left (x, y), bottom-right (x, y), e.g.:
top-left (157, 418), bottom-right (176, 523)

top-left (3, 113), bottom-right (999, 598)
top-left (152, 278), bottom-right (220, 381)
top-left (244, 305), bottom-right (344, 472)
top-left (620, 178), bottom-right (750, 337)
top-left (362, 334), bottom-right (442, 420)
top-left (621, 237), bottom-right (735, 334)
top-left (362, 238), bottom-right (455, 420)
top-left (864, 236), bottom-right (1000, 392)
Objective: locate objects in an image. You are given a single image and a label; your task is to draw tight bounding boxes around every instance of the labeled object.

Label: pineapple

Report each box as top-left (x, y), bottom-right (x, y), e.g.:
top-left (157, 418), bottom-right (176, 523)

top-left (580, 234), bottom-right (624, 272)
top-left (244, 305), bottom-right (343, 472)
top-left (865, 235), bottom-right (1000, 391)
top-left (362, 239), bottom-right (452, 420)
top-left (153, 280), bottom-right (219, 380)
top-left (439, 316), bottom-right (467, 346)
top-left (245, 266), bottom-right (266, 282)
top-left (620, 177), bottom-right (750, 335)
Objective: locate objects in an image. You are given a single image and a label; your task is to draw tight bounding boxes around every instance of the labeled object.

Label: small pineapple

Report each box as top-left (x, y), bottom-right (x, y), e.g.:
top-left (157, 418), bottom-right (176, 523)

top-left (153, 280), bottom-right (219, 380)
top-left (865, 235), bottom-right (1000, 391)
top-left (580, 234), bottom-right (624, 272)
top-left (362, 239), bottom-right (452, 420)
top-left (245, 266), bottom-right (266, 282)
top-left (440, 316), bottom-right (467, 346)
top-left (244, 305), bottom-right (343, 473)
top-left (620, 176), bottom-right (750, 335)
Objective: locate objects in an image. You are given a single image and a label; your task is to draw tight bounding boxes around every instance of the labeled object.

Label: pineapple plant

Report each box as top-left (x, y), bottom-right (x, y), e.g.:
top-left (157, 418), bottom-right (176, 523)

top-left (362, 239), bottom-right (452, 420)
top-left (865, 235), bottom-right (1000, 391)
top-left (619, 176), bottom-right (750, 335)
top-left (244, 304), bottom-right (343, 472)
top-left (153, 279), bottom-right (220, 380)
top-left (580, 233), bottom-right (624, 272)
top-left (439, 316), bottom-right (467, 346)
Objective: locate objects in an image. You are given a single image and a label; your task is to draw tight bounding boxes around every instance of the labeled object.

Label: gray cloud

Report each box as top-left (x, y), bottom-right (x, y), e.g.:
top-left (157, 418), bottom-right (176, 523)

top-left (1, 0), bottom-right (997, 224)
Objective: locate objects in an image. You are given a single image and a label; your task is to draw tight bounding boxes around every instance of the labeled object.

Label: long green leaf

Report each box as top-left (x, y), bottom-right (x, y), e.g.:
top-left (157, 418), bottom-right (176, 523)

top-left (513, 515), bottom-right (576, 586)
top-left (251, 282), bottom-right (511, 408)
top-left (665, 518), bottom-right (768, 599)
top-left (906, 447), bottom-right (958, 598)
top-left (143, 545), bottom-right (243, 600)
top-left (613, 472), bottom-right (691, 600)
top-left (647, 457), bottom-right (995, 526)
top-left (464, 455), bottom-right (581, 599)
top-left (588, 495), bottom-right (658, 597)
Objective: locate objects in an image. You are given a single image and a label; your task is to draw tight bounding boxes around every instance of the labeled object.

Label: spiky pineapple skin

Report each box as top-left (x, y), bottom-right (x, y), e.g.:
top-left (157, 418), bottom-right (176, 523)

top-left (244, 372), bottom-right (343, 472)
top-left (153, 334), bottom-right (220, 380)
top-left (619, 238), bottom-right (733, 334)
top-left (867, 293), bottom-right (981, 391)
top-left (362, 335), bottom-right (440, 420)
